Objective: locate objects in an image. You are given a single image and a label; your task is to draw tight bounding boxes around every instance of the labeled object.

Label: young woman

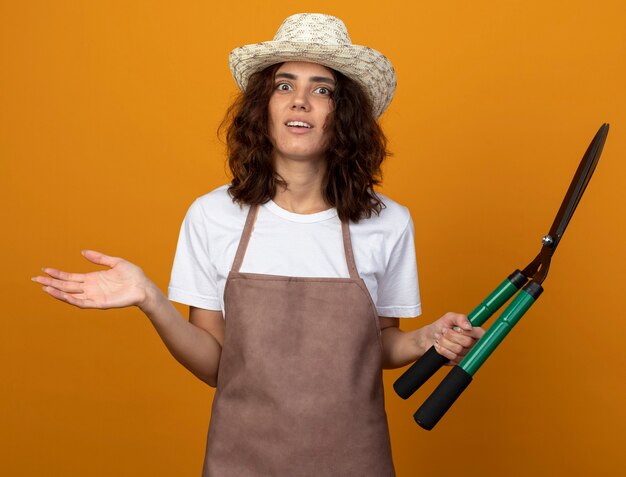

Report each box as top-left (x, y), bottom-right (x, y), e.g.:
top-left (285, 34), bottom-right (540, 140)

top-left (33, 13), bottom-right (484, 476)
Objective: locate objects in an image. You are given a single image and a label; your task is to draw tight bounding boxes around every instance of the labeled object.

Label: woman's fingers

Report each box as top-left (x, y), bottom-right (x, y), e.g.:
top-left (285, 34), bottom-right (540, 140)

top-left (35, 251), bottom-right (120, 286)
top-left (437, 334), bottom-right (466, 356)
top-left (81, 250), bottom-right (121, 268)
top-left (433, 340), bottom-right (458, 361)
top-left (433, 312), bottom-right (487, 364)
top-left (41, 267), bottom-right (85, 283)
top-left (443, 327), bottom-right (476, 348)
top-left (441, 312), bottom-right (472, 331)
top-left (32, 275), bottom-right (84, 294)
top-left (41, 285), bottom-right (93, 309)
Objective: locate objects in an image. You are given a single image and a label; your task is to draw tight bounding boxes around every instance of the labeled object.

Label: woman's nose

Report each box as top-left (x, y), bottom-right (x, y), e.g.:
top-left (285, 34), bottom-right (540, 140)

top-left (291, 91), bottom-right (310, 110)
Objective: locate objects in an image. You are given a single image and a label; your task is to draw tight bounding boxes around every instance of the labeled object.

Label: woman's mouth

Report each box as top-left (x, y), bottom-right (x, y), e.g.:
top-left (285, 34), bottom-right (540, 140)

top-left (285, 121), bottom-right (313, 129)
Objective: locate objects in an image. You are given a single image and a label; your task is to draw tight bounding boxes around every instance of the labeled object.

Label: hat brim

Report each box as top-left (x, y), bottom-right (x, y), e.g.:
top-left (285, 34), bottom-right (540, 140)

top-left (229, 41), bottom-right (396, 118)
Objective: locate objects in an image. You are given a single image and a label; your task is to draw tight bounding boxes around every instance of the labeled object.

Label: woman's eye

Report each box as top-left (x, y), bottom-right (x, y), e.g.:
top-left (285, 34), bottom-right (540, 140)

top-left (276, 83), bottom-right (292, 91)
top-left (315, 87), bottom-right (332, 95)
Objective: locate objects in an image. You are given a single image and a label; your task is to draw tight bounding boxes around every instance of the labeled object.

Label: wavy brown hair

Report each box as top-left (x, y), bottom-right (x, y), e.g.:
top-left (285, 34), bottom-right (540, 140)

top-left (221, 63), bottom-right (389, 222)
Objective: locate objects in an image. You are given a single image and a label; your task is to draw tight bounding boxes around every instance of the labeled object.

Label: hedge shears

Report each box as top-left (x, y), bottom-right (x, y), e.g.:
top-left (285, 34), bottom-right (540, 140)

top-left (394, 123), bottom-right (610, 430)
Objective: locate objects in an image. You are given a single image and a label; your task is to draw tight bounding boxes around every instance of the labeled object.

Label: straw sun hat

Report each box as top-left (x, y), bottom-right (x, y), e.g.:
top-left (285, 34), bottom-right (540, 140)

top-left (228, 13), bottom-right (397, 119)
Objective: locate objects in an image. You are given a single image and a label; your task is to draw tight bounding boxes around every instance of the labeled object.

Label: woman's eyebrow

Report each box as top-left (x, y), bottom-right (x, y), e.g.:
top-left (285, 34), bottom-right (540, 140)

top-left (275, 72), bottom-right (336, 85)
top-left (310, 76), bottom-right (336, 85)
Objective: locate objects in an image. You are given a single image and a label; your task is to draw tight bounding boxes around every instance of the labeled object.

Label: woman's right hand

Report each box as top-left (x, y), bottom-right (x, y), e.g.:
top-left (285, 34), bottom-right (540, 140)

top-left (32, 250), bottom-right (152, 310)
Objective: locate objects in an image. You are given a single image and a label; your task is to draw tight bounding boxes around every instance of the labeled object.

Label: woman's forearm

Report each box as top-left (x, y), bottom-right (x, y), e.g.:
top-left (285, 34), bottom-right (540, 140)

top-left (140, 283), bottom-right (222, 387)
top-left (380, 326), bottom-right (428, 369)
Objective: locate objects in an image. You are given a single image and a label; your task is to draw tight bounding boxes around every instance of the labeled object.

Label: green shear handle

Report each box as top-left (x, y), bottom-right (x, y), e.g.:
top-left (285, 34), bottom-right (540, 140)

top-left (393, 270), bottom-right (527, 399)
top-left (414, 281), bottom-right (542, 430)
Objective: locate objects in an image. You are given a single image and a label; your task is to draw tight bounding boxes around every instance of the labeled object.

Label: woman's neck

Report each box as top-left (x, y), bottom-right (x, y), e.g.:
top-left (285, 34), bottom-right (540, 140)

top-left (272, 156), bottom-right (330, 214)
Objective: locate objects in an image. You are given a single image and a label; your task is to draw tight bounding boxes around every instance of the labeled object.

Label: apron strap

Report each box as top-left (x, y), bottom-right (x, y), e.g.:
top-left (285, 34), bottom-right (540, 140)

top-left (231, 204), bottom-right (259, 273)
top-left (232, 203), bottom-right (359, 280)
top-left (341, 220), bottom-right (359, 279)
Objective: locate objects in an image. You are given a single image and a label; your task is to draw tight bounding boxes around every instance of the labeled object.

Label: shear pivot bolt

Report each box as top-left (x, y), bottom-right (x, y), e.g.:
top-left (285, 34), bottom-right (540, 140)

top-left (542, 235), bottom-right (554, 246)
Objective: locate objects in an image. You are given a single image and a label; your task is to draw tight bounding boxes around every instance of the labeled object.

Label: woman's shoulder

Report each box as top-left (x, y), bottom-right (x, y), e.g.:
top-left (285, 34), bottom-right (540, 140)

top-left (377, 192), bottom-right (411, 220)
top-left (185, 184), bottom-right (249, 225)
top-left (356, 192), bottom-right (412, 231)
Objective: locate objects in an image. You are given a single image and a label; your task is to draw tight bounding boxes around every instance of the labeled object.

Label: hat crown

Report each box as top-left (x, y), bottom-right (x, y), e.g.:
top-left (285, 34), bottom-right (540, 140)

top-left (272, 13), bottom-right (352, 46)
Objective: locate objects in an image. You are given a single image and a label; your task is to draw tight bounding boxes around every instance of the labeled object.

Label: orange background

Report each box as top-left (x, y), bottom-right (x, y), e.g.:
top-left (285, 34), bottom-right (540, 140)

top-left (2, 1), bottom-right (625, 476)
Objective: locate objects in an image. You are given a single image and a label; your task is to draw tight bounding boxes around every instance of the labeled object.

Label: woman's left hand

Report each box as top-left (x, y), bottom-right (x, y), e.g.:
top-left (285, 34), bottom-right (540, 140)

top-left (425, 312), bottom-right (485, 365)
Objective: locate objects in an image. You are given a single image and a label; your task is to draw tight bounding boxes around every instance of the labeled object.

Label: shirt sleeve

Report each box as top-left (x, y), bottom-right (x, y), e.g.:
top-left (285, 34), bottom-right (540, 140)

top-left (375, 214), bottom-right (422, 318)
top-left (167, 199), bottom-right (222, 310)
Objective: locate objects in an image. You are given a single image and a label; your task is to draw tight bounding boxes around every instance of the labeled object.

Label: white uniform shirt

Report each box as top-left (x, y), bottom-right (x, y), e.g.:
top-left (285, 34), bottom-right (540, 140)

top-left (168, 184), bottom-right (422, 319)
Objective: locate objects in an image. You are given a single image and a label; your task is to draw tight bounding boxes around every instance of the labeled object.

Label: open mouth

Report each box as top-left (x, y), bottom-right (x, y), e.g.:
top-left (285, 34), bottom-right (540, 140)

top-left (286, 121), bottom-right (312, 129)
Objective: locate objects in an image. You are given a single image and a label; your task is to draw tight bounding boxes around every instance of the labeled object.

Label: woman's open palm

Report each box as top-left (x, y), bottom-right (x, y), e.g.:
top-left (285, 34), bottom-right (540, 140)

top-left (33, 250), bottom-right (150, 309)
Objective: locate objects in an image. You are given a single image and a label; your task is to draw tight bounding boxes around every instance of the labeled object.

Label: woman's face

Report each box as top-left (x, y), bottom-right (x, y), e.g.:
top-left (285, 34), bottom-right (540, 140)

top-left (268, 61), bottom-right (335, 164)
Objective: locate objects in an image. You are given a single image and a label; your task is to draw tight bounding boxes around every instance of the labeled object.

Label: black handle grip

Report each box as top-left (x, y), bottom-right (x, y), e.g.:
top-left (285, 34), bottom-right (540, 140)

top-left (413, 366), bottom-right (473, 430)
top-left (393, 346), bottom-right (449, 399)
